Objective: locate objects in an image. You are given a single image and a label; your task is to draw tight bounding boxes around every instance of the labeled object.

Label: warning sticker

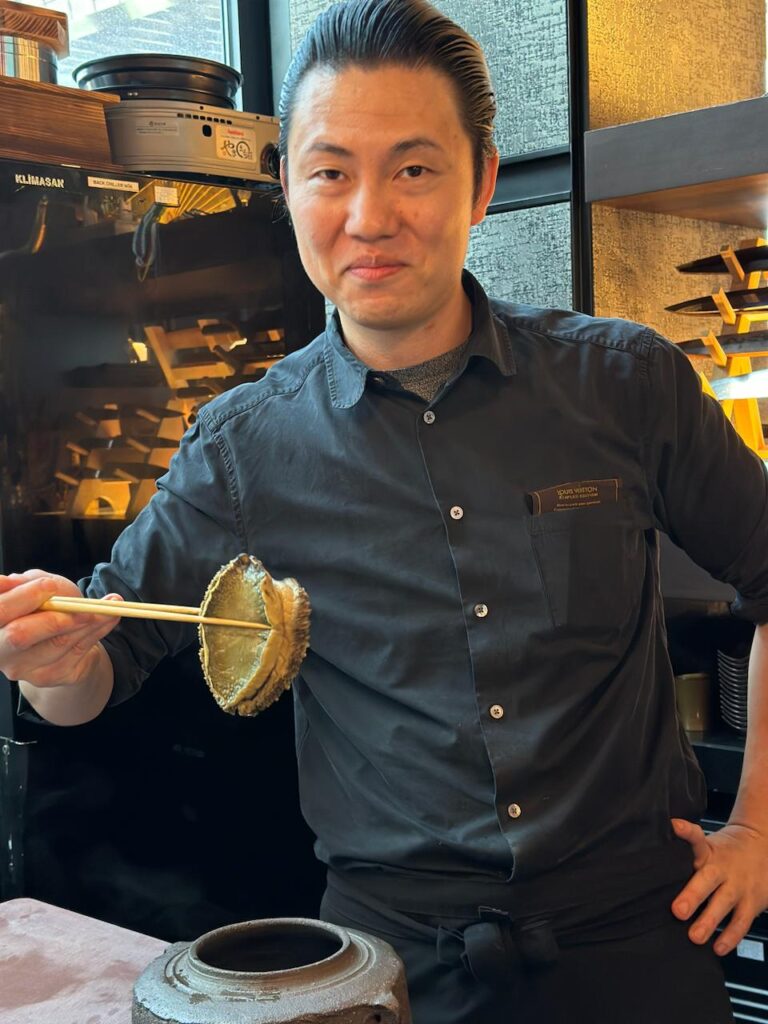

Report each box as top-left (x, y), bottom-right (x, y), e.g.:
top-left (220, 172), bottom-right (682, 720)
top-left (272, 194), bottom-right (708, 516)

top-left (152, 185), bottom-right (179, 206)
top-left (215, 124), bottom-right (257, 164)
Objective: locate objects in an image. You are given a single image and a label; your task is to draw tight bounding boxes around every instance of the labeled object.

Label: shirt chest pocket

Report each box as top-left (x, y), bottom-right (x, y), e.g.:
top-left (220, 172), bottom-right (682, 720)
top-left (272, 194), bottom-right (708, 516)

top-left (526, 501), bottom-right (646, 633)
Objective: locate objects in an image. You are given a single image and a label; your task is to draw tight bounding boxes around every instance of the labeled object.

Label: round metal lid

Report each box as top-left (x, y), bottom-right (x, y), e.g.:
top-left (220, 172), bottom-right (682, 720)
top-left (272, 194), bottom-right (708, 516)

top-left (73, 52), bottom-right (242, 105)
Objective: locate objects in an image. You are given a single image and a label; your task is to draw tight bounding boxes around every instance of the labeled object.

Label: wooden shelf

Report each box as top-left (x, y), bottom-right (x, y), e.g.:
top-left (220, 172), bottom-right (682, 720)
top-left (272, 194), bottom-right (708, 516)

top-left (0, 74), bottom-right (120, 171)
top-left (585, 96), bottom-right (768, 228)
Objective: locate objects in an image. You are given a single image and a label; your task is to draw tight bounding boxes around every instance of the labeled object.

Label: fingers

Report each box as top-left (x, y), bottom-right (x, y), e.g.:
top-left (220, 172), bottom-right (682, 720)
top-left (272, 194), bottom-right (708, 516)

top-left (670, 822), bottom-right (767, 956)
top-left (0, 570), bottom-right (48, 593)
top-left (672, 861), bottom-right (722, 921)
top-left (672, 867), bottom-right (752, 953)
top-left (714, 904), bottom-right (756, 956)
top-left (3, 613), bottom-right (117, 687)
top-left (671, 818), bottom-right (711, 868)
top-left (685, 885), bottom-right (738, 945)
top-left (0, 573), bottom-right (83, 627)
top-left (1, 574), bottom-right (122, 686)
top-left (0, 569), bottom-right (73, 590)
top-left (28, 614), bottom-right (117, 669)
top-left (4, 607), bottom-right (92, 650)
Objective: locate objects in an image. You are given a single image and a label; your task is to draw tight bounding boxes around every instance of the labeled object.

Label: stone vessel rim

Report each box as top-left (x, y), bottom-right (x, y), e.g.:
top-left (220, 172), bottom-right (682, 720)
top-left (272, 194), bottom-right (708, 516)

top-left (188, 916), bottom-right (355, 982)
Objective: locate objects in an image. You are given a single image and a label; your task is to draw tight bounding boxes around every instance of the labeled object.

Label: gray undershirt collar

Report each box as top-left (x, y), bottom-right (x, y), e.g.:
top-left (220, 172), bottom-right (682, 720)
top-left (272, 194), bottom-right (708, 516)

top-left (373, 341), bottom-right (470, 403)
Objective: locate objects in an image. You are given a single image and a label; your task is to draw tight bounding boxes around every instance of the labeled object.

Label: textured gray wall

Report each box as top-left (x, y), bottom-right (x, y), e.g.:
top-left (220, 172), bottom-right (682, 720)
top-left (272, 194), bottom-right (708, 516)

top-left (468, 204), bottom-right (572, 309)
top-left (274, 0), bottom-right (569, 158)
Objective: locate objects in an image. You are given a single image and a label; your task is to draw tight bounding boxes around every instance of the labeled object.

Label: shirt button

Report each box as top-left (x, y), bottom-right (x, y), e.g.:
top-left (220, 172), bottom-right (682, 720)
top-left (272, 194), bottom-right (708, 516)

top-left (474, 603), bottom-right (489, 618)
top-left (450, 506), bottom-right (464, 520)
top-left (507, 803), bottom-right (522, 819)
top-left (490, 704), bottom-right (504, 720)
top-left (423, 410), bottom-right (436, 424)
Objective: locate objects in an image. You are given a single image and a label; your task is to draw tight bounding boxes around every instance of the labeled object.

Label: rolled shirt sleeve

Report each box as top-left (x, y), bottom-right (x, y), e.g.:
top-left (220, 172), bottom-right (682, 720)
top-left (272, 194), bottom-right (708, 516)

top-left (644, 333), bottom-right (768, 623)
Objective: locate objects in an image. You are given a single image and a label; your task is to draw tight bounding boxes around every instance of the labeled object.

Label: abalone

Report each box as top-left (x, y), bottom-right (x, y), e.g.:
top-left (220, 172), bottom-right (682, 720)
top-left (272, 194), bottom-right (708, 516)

top-left (198, 554), bottom-right (310, 716)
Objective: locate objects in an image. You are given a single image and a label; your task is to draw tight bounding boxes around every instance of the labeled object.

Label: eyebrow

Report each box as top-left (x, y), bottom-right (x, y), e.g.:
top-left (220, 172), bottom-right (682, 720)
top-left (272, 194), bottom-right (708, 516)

top-left (304, 137), bottom-right (445, 158)
top-left (392, 137), bottom-right (445, 155)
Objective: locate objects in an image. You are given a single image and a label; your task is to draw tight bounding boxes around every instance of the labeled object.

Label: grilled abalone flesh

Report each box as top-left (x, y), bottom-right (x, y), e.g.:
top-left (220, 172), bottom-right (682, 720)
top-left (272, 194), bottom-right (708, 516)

top-left (198, 554), bottom-right (310, 716)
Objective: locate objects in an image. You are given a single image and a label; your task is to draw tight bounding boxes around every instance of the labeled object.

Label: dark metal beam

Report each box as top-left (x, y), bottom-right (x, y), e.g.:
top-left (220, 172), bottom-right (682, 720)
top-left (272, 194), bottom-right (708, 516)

top-left (567, 0), bottom-right (593, 315)
top-left (237, 0), bottom-right (274, 115)
top-left (489, 146), bottom-right (571, 214)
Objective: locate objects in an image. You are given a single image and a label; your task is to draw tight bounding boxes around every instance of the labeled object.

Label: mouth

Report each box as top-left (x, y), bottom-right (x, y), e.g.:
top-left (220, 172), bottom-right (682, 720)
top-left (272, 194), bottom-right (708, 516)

top-left (346, 258), bottom-right (406, 282)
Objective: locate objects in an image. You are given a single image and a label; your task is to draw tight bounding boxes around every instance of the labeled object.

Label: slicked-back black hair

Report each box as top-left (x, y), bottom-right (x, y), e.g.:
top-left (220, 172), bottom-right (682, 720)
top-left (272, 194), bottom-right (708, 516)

top-left (279, 0), bottom-right (497, 199)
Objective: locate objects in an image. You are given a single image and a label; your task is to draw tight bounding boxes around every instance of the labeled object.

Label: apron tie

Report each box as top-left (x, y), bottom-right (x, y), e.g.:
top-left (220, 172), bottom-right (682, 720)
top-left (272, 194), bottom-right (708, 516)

top-left (436, 907), bottom-right (559, 989)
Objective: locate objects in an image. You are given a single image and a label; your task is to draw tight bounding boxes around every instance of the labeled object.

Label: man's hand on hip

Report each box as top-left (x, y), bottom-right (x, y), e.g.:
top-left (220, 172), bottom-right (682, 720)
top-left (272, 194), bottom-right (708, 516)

top-left (670, 816), bottom-right (768, 956)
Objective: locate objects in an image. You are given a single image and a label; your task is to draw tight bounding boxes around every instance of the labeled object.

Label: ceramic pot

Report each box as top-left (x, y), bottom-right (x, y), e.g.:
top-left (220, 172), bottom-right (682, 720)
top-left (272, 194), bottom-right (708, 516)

top-left (132, 916), bottom-right (411, 1024)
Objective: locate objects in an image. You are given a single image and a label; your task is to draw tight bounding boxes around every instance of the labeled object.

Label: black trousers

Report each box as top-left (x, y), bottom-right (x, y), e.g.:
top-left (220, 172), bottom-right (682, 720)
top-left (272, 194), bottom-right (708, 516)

top-left (321, 875), bottom-right (735, 1024)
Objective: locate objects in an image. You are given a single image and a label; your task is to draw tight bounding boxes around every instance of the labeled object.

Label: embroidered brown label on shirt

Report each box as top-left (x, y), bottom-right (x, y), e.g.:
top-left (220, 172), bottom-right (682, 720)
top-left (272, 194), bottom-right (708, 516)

top-left (527, 478), bottom-right (620, 515)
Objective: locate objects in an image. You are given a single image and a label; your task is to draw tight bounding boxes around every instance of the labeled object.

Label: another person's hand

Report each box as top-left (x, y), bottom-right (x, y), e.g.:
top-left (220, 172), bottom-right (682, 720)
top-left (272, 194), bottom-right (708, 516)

top-left (0, 569), bottom-right (121, 688)
top-left (670, 816), bottom-right (768, 955)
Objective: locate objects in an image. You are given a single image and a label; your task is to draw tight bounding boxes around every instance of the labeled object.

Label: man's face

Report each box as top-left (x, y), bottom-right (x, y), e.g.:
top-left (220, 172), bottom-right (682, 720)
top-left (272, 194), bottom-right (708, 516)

top-left (281, 63), bottom-right (497, 342)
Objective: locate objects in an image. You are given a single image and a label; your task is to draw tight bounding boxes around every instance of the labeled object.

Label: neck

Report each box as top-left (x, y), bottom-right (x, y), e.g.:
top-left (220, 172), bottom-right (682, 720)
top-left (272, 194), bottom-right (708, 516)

top-left (339, 287), bottom-right (473, 370)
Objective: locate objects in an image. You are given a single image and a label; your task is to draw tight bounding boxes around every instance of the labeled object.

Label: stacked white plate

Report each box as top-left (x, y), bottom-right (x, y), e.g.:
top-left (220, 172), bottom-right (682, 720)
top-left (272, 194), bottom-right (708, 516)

top-left (716, 649), bottom-right (749, 733)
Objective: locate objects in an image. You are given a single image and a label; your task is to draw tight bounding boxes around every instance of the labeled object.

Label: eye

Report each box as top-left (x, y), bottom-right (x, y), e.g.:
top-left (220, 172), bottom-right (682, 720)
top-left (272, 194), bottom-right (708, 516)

top-left (401, 165), bottom-right (428, 179)
top-left (314, 168), bottom-right (344, 181)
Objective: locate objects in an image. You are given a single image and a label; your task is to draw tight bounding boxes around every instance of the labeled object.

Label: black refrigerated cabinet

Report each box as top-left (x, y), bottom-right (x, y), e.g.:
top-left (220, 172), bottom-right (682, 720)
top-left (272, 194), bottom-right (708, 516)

top-left (0, 157), bottom-right (327, 939)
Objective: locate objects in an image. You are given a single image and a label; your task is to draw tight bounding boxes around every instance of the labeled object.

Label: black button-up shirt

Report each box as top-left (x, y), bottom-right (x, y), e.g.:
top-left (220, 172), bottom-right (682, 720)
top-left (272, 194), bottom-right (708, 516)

top-left (79, 273), bottom-right (768, 911)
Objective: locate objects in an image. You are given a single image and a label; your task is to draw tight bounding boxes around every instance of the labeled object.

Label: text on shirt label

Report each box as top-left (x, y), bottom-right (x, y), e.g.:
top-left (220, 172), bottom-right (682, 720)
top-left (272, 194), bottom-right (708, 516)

top-left (527, 478), bottom-right (621, 515)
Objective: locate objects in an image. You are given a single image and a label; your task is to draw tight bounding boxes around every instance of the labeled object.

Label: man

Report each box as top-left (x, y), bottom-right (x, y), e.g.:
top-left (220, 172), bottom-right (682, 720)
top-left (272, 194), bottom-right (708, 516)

top-left (1, 1), bottom-right (767, 1021)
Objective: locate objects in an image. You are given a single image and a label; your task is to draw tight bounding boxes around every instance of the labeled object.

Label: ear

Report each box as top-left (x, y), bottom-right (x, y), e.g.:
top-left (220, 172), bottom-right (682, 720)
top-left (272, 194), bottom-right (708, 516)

top-left (279, 157), bottom-right (289, 205)
top-left (470, 150), bottom-right (500, 226)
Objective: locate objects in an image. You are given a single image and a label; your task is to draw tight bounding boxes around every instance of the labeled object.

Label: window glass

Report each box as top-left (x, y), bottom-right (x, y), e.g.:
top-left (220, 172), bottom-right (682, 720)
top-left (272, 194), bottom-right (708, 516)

top-left (281, 0), bottom-right (570, 158)
top-left (467, 204), bottom-right (573, 309)
top-left (37, 1), bottom-right (236, 90)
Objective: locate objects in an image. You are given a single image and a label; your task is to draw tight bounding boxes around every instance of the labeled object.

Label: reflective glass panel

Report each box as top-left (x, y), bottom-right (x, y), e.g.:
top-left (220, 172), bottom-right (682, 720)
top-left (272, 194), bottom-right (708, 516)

top-left (37, 1), bottom-right (235, 89)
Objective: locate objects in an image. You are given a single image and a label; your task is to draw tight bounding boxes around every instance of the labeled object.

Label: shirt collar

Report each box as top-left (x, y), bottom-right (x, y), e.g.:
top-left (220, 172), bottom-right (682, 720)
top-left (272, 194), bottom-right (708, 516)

top-left (323, 270), bottom-right (517, 410)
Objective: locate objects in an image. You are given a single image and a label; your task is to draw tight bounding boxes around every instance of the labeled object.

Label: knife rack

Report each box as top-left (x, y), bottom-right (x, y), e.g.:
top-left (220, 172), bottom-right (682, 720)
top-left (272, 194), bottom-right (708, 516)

top-left (698, 237), bottom-right (768, 457)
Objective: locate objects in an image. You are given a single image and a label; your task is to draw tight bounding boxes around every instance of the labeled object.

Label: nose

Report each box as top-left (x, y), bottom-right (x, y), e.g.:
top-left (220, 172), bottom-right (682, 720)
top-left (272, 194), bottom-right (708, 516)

top-left (345, 181), bottom-right (398, 240)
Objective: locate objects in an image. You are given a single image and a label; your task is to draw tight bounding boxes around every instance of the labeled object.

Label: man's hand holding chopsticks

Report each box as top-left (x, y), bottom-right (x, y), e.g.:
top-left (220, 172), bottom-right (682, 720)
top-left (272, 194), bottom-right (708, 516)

top-left (0, 570), bottom-right (120, 724)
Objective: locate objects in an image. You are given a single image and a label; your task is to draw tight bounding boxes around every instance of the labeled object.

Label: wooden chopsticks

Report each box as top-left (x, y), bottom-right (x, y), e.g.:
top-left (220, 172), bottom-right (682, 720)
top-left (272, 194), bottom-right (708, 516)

top-left (41, 595), bottom-right (270, 631)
